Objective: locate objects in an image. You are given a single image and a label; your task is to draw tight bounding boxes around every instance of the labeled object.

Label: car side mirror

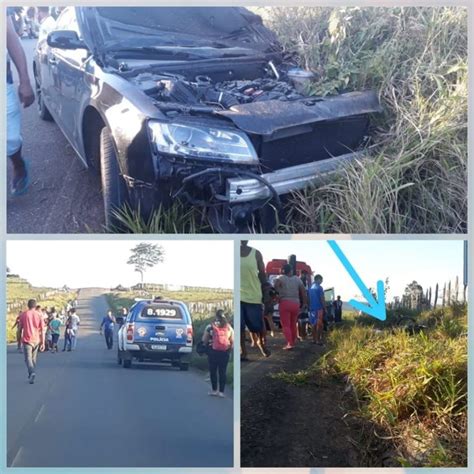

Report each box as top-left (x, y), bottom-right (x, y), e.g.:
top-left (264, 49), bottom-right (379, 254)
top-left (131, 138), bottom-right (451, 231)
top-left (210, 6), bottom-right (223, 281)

top-left (47, 30), bottom-right (87, 50)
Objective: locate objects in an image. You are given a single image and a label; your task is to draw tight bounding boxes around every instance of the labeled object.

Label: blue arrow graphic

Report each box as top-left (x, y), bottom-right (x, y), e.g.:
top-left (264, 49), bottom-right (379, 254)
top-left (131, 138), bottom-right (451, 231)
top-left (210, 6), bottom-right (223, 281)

top-left (327, 240), bottom-right (386, 321)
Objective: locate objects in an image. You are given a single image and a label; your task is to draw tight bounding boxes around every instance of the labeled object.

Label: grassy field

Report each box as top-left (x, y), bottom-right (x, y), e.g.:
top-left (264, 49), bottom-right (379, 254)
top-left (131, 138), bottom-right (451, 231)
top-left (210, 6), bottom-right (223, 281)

top-left (112, 6), bottom-right (466, 234)
top-left (274, 304), bottom-right (467, 466)
top-left (6, 276), bottom-right (77, 343)
top-left (106, 290), bottom-right (234, 385)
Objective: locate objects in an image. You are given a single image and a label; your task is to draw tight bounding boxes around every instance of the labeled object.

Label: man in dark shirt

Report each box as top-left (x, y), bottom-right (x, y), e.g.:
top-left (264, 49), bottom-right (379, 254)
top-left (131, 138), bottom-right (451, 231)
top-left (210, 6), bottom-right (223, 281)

top-left (100, 310), bottom-right (116, 349)
top-left (7, 11), bottom-right (35, 196)
top-left (333, 295), bottom-right (343, 324)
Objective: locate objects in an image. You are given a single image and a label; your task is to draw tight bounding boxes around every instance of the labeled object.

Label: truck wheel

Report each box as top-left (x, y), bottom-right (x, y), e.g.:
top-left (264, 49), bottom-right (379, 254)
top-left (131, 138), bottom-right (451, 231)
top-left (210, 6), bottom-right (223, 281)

top-left (35, 73), bottom-right (53, 121)
top-left (100, 128), bottom-right (128, 230)
top-left (117, 350), bottom-right (122, 365)
top-left (123, 359), bottom-right (132, 368)
top-left (179, 362), bottom-right (189, 371)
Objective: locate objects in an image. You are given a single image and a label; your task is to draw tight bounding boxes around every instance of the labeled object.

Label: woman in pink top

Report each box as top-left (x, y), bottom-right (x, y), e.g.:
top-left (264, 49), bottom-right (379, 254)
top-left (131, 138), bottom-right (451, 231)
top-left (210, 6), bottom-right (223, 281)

top-left (274, 264), bottom-right (308, 350)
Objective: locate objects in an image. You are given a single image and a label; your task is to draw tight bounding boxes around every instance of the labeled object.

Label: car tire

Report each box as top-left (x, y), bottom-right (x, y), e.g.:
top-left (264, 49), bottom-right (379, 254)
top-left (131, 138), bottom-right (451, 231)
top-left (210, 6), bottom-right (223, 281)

top-left (35, 73), bottom-right (53, 121)
top-left (179, 362), bottom-right (189, 371)
top-left (117, 350), bottom-right (122, 365)
top-left (100, 128), bottom-right (128, 230)
top-left (123, 359), bottom-right (132, 368)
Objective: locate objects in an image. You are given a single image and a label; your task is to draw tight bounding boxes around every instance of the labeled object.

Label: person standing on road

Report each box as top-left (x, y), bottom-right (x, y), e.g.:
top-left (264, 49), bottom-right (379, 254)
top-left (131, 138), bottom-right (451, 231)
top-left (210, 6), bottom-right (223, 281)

top-left (12, 311), bottom-right (23, 352)
top-left (309, 275), bottom-right (326, 345)
top-left (274, 264), bottom-right (308, 350)
top-left (49, 313), bottom-right (62, 353)
top-left (262, 281), bottom-right (278, 340)
top-left (100, 310), bottom-right (116, 349)
top-left (62, 313), bottom-right (73, 351)
top-left (19, 299), bottom-right (45, 384)
top-left (68, 308), bottom-right (80, 350)
top-left (7, 12), bottom-right (35, 196)
top-left (240, 240), bottom-right (270, 360)
top-left (202, 310), bottom-right (234, 398)
top-left (333, 295), bottom-right (343, 324)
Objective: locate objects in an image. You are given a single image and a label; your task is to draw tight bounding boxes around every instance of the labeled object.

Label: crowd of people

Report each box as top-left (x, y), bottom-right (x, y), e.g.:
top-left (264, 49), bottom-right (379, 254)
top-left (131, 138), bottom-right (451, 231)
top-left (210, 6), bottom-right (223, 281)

top-left (12, 297), bottom-right (130, 384)
top-left (12, 298), bottom-right (80, 384)
top-left (240, 241), bottom-right (344, 360)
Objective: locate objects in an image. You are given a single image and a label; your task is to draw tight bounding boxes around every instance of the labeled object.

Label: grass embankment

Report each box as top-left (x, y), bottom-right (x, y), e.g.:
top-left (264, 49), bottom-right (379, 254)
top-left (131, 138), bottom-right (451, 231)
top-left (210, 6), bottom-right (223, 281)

top-left (6, 276), bottom-right (76, 343)
top-left (106, 290), bottom-right (234, 385)
top-left (274, 304), bottom-right (467, 467)
top-left (111, 7), bottom-right (466, 234)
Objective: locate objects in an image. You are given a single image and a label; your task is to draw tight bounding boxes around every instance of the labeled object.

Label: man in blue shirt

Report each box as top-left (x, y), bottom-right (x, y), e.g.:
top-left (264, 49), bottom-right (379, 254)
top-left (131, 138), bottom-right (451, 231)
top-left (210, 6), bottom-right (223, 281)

top-left (100, 310), bottom-right (116, 349)
top-left (309, 274), bottom-right (326, 345)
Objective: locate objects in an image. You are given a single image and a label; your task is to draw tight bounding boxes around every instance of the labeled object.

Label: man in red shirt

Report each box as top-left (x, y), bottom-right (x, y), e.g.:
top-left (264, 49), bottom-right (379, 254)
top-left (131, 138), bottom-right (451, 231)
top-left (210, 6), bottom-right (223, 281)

top-left (19, 299), bottom-right (45, 384)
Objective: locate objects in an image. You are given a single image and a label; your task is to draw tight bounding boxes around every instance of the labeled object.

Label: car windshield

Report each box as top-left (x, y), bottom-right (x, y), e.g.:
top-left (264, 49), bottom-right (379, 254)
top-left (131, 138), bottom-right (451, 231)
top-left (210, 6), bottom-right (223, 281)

top-left (139, 303), bottom-right (183, 320)
top-left (87, 7), bottom-right (277, 55)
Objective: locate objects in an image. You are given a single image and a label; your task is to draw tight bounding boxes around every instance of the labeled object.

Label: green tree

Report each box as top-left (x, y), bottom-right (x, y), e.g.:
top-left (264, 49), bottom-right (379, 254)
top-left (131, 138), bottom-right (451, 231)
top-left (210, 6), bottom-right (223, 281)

top-left (127, 243), bottom-right (165, 285)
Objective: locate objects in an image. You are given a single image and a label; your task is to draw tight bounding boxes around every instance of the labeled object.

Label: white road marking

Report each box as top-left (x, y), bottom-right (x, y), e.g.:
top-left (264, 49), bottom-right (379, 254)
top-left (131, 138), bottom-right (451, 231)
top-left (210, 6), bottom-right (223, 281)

top-left (11, 446), bottom-right (23, 467)
top-left (34, 404), bottom-right (45, 423)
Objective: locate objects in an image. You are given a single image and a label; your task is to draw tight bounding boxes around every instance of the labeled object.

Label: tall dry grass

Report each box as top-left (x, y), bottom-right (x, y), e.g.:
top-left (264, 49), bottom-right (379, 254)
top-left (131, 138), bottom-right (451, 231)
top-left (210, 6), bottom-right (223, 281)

top-left (262, 6), bottom-right (467, 233)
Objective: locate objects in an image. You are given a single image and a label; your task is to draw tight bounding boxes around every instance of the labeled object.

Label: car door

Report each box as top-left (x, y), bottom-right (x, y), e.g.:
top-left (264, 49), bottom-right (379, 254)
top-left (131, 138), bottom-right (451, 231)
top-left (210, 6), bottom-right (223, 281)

top-left (50, 7), bottom-right (91, 152)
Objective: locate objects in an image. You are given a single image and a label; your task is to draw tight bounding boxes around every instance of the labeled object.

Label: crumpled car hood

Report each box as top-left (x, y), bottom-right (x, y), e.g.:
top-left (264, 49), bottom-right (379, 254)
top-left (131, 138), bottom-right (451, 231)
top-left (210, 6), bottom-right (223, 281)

top-left (216, 91), bottom-right (382, 136)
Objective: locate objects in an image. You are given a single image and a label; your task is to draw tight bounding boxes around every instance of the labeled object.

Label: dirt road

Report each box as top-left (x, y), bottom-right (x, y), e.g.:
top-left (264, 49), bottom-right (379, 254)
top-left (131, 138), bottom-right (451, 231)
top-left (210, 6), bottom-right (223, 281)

top-left (241, 330), bottom-right (361, 467)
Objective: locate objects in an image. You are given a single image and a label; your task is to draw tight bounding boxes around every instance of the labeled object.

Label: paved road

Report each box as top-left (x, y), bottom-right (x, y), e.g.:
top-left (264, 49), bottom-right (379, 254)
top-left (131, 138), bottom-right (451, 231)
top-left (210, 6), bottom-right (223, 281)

top-left (7, 288), bottom-right (233, 467)
top-left (7, 38), bottom-right (104, 233)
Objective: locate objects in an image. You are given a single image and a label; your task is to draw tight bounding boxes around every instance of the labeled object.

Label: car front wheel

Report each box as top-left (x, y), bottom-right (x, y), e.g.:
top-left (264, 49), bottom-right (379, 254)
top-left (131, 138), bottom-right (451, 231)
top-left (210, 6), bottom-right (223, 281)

top-left (100, 128), bottom-right (128, 230)
top-left (35, 73), bottom-right (53, 121)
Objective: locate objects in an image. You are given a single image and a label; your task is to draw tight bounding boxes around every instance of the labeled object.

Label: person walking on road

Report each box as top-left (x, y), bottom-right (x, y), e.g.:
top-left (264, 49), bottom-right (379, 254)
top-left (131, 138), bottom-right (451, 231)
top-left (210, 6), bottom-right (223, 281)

top-left (202, 310), bottom-right (234, 398)
top-left (49, 313), bottom-right (62, 353)
top-left (274, 264), bottom-right (308, 350)
top-left (240, 240), bottom-right (270, 360)
top-left (7, 11), bottom-right (35, 196)
top-left (100, 310), bottom-right (116, 349)
top-left (309, 275), bottom-right (326, 345)
top-left (19, 299), bottom-right (45, 384)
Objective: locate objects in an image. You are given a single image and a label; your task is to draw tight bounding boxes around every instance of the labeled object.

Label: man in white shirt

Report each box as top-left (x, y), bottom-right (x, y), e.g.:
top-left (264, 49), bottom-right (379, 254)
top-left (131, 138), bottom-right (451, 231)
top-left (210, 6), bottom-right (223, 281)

top-left (37, 7), bottom-right (56, 44)
top-left (68, 308), bottom-right (81, 350)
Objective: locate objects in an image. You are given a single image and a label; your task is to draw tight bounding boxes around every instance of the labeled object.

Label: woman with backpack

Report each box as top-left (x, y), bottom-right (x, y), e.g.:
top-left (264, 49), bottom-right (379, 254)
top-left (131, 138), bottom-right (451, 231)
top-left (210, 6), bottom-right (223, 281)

top-left (202, 310), bottom-right (234, 398)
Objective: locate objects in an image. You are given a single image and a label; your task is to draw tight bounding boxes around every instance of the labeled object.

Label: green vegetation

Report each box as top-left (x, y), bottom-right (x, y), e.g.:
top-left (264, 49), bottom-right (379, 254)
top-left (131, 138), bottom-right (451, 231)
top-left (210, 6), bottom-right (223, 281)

top-left (274, 304), bottom-right (467, 467)
top-left (265, 6), bottom-right (467, 233)
top-left (6, 276), bottom-right (76, 343)
top-left (111, 7), bottom-right (466, 234)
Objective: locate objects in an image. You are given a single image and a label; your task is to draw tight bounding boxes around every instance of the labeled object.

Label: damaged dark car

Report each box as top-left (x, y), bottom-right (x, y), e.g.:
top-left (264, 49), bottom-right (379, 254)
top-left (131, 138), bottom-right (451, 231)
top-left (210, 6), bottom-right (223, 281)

top-left (34, 6), bottom-right (381, 232)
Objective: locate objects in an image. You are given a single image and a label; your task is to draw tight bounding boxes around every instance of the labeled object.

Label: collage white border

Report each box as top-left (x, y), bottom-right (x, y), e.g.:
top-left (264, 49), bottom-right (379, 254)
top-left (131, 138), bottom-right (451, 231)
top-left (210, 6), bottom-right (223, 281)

top-left (1, 1), bottom-right (472, 473)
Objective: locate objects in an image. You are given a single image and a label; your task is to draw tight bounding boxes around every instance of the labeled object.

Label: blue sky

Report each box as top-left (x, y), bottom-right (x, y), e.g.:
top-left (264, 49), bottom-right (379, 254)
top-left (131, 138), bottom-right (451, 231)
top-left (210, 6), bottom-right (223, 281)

top-left (248, 240), bottom-right (465, 301)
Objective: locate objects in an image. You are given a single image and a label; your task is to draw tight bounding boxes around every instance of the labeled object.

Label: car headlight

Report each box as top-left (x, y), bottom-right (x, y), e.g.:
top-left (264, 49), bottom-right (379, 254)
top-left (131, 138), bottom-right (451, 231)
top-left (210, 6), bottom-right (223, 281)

top-left (148, 121), bottom-right (258, 164)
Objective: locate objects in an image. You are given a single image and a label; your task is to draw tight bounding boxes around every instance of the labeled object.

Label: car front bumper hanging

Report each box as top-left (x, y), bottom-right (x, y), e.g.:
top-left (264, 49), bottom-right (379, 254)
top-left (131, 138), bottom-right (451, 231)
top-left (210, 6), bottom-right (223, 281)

top-left (225, 150), bottom-right (365, 203)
